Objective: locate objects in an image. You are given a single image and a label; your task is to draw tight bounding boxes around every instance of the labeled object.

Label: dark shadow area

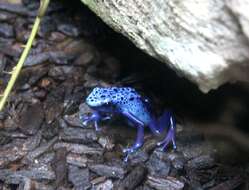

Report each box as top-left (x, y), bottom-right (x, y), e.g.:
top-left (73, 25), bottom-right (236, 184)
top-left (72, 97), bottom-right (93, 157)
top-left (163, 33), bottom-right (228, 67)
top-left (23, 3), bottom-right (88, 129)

top-left (63, 0), bottom-right (249, 133)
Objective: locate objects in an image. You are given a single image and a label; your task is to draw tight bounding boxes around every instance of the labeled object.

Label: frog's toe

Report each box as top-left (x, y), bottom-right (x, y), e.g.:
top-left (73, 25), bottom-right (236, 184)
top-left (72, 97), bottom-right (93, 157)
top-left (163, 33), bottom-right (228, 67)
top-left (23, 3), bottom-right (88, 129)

top-left (80, 115), bottom-right (91, 126)
top-left (82, 120), bottom-right (88, 126)
top-left (123, 154), bottom-right (129, 162)
top-left (158, 140), bottom-right (176, 151)
top-left (122, 147), bottom-right (133, 154)
top-left (79, 114), bottom-right (86, 121)
top-left (122, 142), bottom-right (143, 162)
top-left (128, 142), bottom-right (142, 151)
top-left (102, 116), bottom-right (111, 120)
top-left (122, 149), bottom-right (134, 163)
top-left (94, 121), bottom-right (101, 131)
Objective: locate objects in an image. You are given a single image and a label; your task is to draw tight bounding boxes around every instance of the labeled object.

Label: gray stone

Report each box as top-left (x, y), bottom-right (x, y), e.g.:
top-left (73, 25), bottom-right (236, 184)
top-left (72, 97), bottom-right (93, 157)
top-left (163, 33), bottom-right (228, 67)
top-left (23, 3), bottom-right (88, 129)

top-left (80, 0), bottom-right (249, 92)
top-left (0, 23), bottom-right (14, 38)
top-left (146, 175), bottom-right (184, 190)
top-left (116, 165), bottom-right (147, 190)
top-left (68, 166), bottom-right (91, 190)
top-left (89, 163), bottom-right (126, 179)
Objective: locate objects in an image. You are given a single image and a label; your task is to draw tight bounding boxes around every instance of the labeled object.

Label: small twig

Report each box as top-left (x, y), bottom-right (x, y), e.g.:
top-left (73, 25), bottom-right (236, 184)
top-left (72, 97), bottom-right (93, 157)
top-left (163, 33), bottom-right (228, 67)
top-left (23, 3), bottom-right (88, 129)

top-left (0, 0), bottom-right (50, 111)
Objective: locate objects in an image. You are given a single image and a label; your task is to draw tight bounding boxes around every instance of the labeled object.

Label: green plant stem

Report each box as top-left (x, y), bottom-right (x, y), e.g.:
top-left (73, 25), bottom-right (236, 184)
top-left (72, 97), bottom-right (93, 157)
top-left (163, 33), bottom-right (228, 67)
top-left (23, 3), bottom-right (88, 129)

top-left (0, 0), bottom-right (50, 111)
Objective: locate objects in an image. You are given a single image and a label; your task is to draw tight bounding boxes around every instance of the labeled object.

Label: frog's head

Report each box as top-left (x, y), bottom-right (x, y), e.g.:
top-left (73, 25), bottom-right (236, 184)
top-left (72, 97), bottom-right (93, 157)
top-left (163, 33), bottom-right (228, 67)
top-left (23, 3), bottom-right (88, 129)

top-left (86, 87), bottom-right (112, 108)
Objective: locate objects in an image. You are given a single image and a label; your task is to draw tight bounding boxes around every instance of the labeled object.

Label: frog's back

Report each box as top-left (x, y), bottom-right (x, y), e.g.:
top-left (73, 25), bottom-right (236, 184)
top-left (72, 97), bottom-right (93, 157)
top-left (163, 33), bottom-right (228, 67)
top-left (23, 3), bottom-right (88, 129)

top-left (110, 87), bottom-right (152, 125)
top-left (88, 87), bottom-right (152, 124)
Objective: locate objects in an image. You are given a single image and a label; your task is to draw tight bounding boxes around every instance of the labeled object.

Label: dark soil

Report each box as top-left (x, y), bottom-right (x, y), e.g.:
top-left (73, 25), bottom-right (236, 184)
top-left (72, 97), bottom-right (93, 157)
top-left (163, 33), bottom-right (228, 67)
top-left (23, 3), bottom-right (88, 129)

top-left (0, 0), bottom-right (249, 190)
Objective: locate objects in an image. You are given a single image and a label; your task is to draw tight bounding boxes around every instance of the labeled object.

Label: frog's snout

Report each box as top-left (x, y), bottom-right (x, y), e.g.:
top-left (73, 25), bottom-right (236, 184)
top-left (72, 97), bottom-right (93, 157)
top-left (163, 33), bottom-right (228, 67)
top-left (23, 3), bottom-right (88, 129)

top-left (85, 95), bottom-right (94, 106)
top-left (85, 98), bottom-right (89, 105)
top-left (85, 95), bottom-right (103, 107)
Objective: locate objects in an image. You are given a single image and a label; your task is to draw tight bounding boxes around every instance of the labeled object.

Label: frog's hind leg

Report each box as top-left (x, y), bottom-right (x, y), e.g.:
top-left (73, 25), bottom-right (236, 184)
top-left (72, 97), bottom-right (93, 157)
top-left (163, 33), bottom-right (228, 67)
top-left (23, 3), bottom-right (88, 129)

top-left (156, 112), bottom-right (177, 150)
top-left (121, 111), bottom-right (145, 162)
top-left (148, 111), bottom-right (171, 135)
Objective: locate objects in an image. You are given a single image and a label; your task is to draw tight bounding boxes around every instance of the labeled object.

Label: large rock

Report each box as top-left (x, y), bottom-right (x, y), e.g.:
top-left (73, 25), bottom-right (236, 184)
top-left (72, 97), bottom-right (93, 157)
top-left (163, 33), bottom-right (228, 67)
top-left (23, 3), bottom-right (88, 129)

top-left (80, 0), bottom-right (249, 92)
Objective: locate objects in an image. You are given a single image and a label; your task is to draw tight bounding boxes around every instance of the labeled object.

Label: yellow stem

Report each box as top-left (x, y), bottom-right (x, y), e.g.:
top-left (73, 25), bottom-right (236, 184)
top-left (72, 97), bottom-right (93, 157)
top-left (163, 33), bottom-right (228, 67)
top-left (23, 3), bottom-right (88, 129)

top-left (0, 0), bottom-right (50, 111)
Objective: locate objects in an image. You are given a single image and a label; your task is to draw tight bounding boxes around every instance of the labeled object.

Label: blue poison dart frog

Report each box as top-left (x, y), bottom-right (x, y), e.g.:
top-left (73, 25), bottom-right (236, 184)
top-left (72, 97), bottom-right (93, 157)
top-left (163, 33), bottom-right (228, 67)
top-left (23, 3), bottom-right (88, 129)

top-left (80, 87), bottom-right (176, 162)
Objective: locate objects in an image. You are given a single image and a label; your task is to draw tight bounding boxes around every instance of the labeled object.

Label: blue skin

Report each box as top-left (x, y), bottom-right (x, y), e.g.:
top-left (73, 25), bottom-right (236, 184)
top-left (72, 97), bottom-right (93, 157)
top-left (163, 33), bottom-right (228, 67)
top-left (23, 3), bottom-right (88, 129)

top-left (80, 87), bottom-right (176, 161)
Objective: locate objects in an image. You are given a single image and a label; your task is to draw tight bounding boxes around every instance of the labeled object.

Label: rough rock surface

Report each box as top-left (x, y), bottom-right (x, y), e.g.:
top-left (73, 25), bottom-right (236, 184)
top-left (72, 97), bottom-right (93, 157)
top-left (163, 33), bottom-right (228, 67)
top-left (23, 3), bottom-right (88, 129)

top-left (80, 0), bottom-right (249, 92)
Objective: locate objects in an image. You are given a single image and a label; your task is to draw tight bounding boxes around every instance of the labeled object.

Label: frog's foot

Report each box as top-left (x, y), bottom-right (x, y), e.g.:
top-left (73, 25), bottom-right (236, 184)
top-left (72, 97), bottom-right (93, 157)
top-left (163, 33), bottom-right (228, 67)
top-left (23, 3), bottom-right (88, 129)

top-left (123, 142), bottom-right (143, 162)
top-left (80, 111), bottom-right (102, 131)
top-left (157, 126), bottom-right (176, 151)
top-left (123, 142), bottom-right (143, 154)
top-left (120, 111), bottom-right (145, 162)
top-left (122, 124), bottom-right (144, 162)
top-left (157, 115), bottom-right (177, 151)
top-left (79, 115), bottom-right (92, 126)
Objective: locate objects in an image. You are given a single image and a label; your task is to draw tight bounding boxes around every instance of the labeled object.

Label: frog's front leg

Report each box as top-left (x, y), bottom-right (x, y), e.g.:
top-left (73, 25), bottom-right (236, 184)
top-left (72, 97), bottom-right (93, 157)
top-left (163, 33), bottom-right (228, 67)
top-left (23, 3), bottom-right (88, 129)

top-left (80, 111), bottom-right (110, 131)
top-left (121, 111), bottom-right (145, 162)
